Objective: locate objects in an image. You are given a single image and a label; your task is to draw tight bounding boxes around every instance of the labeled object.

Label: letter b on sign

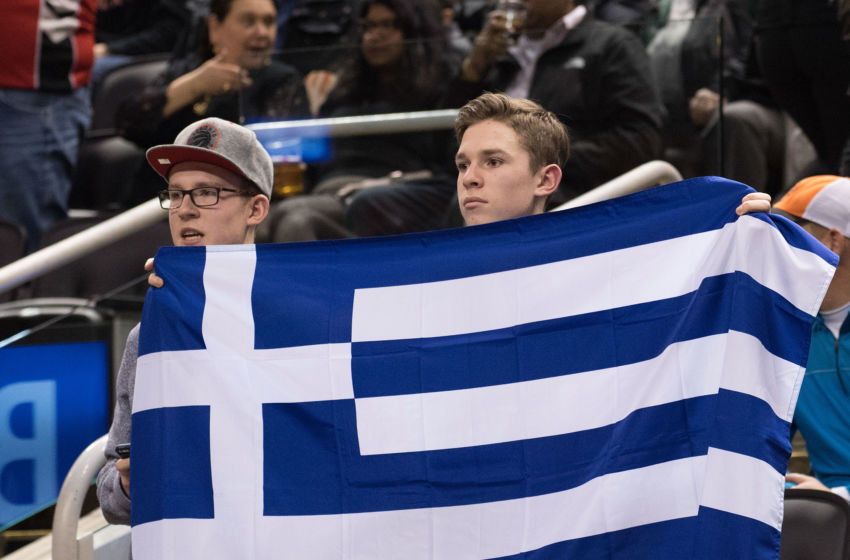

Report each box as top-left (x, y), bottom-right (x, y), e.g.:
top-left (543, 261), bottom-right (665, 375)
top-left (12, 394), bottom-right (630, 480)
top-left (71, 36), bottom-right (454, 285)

top-left (0, 381), bottom-right (57, 522)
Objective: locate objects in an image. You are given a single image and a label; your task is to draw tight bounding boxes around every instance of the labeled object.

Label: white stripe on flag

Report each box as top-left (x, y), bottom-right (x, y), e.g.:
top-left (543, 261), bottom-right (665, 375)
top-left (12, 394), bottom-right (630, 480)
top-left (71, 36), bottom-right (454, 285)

top-left (351, 217), bottom-right (832, 342)
top-left (133, 343), bottom-right (354, 413)
top-left (133, 454), bottom-right (709, 560)
top-left (354, 331), bottom-right (799, 455)
top-left (204, 246), bottom-right (261, 551)
top-left (201, 245), bottom-right (257, 353)
top-left (700, 447), bottom-right (785, 530)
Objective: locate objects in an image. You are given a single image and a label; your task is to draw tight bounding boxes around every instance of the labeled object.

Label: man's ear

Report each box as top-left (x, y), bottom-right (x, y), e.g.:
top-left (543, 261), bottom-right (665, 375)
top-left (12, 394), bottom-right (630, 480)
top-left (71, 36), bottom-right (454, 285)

top-left (247, 195), bottom-right (270, 226)
top-left (535, 164), bottom-right (562, 198)
top-left (822, 228), bottom-right (846, 254)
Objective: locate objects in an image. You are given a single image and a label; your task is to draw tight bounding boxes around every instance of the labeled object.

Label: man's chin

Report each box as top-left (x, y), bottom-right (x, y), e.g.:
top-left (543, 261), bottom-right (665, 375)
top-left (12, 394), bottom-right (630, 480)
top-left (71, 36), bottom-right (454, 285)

top-left (240, 52), bottom-right (270, 69)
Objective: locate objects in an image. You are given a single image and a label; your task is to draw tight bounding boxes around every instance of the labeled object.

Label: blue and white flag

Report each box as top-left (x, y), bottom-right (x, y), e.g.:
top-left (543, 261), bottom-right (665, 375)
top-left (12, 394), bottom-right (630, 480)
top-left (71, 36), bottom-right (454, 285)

top-left (131, 177), bottom-right (836, 559)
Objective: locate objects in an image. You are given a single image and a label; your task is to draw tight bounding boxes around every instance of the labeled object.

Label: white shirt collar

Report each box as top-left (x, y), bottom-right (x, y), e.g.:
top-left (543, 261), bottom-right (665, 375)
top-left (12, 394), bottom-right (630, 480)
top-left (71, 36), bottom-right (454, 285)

top-left (505, 5), bottom-right (586, 99)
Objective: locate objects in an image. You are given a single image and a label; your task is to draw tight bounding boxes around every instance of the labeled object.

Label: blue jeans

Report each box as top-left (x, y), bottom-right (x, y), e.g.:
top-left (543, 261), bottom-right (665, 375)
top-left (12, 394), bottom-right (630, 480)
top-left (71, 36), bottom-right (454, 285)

top-left (0, 87), bottom-right (91, 252)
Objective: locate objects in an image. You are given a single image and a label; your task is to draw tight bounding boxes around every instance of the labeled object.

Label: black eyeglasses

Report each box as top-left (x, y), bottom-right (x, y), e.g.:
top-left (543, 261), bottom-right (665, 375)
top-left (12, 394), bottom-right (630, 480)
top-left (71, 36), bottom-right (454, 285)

top-left (158, 186), bottom-right (249, 209)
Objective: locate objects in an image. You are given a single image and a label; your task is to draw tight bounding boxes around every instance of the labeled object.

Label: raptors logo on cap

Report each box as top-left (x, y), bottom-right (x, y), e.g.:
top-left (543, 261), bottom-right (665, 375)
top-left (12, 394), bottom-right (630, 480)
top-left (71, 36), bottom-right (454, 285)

top-left (187, 124), bottom-right (220, 150)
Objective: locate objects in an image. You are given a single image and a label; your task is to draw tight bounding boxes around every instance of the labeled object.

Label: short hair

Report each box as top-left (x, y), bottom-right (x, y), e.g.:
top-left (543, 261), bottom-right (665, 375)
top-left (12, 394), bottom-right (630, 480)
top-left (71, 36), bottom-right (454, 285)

top-left (454, 93), bottom-right (570, 173)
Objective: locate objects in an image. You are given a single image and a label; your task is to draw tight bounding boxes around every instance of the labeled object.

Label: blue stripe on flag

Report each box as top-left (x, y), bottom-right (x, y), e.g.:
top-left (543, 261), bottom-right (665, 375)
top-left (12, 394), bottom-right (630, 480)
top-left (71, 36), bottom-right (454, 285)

top-left (250, 177), bottom-right (754, 351)
top-left (138, 246), bottom-right (207, 357)
top-left (691, 507), bottom-right (782, 560)
top-left (259, 391), bottom-right (787, 516)
top-left (351, 272), bottom-right (813, 399)
top-left (131, 406), bottom-right (214, 525)
top-left (487, 511), bottom-right (779, 560)
top-left (749, 212), bottom-right (839, 267)
top-left (714, 389), bottom-right (792, 474)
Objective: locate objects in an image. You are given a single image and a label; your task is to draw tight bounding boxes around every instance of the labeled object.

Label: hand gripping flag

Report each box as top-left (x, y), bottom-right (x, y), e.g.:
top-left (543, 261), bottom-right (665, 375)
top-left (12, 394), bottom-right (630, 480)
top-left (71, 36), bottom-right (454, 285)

top-left (130, 177), bottom-right (837, 559)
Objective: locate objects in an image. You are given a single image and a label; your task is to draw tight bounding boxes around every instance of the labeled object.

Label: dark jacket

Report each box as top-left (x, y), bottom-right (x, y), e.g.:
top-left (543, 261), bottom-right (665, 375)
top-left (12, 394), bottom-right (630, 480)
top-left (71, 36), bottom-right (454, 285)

top-left (447, 15), bottom-right (665, 203)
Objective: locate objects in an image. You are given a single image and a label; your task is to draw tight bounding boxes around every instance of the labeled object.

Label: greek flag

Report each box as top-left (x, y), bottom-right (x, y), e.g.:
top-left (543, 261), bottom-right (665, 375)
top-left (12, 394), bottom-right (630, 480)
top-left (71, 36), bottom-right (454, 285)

top-left (130, 177), bottom-right (836, 559)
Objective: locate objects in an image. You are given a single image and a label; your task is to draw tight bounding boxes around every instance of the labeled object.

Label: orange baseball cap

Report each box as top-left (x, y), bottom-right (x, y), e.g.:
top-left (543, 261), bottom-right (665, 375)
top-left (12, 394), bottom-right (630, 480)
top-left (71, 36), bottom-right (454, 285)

top-left (774, 175), bottom-right (850, 237)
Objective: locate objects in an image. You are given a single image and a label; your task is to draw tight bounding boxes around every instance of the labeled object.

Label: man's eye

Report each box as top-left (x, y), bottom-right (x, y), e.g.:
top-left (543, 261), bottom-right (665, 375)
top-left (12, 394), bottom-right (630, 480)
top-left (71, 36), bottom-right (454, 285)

top-left (456, 162), bottom-right (468, 171)
top-left (196, 188), bottom-right (217, 198)
top-left (168, 191), bottom-right (183, 201)
top-left (487, 158), bottom-right (503, 166)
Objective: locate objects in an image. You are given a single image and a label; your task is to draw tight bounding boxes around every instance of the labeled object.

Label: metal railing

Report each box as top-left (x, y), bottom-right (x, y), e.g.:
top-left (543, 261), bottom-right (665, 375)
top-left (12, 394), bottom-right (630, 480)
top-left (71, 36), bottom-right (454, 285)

top-left (551, 160), bottom-right (683, 211)
top-left (247, 108), bottom-right (459, 138)
top-left (0, 199), bottom-right (164, 297)
top-left (52, 435), bottom-right (108, 560)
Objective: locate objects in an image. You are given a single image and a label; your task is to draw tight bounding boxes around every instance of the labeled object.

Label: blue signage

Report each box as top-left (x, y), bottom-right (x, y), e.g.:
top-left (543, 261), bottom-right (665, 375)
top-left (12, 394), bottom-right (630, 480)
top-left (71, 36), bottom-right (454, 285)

top-left (0, 340), bottom-right (109, 530)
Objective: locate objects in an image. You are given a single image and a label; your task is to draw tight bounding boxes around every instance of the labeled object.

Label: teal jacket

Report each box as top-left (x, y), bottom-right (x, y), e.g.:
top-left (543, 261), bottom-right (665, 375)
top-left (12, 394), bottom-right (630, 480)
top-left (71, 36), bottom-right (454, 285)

top-left (793, 314), bottom-right (850, 493)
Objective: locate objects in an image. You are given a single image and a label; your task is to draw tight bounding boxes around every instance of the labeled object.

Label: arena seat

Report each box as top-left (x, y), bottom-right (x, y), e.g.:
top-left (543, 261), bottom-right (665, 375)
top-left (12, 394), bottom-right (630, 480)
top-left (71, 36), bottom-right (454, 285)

top-left (780, 487), bottom-right (850, 560)
top-left (90, 55), bottom-right (169, 134)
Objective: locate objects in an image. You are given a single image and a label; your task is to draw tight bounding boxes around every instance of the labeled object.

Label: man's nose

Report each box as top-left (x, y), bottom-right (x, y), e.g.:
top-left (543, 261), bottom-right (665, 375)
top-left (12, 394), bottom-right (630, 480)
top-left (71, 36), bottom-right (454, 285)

top-left (461, 165), bottom-right (482, 189)
top-left (176, 195), bottom-right (201, 216)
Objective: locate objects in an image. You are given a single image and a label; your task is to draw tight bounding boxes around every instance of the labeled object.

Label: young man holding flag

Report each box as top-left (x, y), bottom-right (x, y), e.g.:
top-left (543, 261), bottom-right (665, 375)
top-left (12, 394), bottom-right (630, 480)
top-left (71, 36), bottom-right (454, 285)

top-left (97, 116), bottom-right (272, 523)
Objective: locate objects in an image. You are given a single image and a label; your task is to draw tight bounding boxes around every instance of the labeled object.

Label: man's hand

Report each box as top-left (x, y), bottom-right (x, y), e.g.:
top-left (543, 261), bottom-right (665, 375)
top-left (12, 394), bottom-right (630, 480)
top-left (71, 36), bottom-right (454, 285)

top-left (689, 88), bottom-right (720, 127)
top-left (786, 472), bottom-right (830, 491)
top-left (189, 49), bottom-right (252, 97)
top-left (146, 257), bottom-right (164, 288)
top-left (736, 192), bottom-right (771, 216)
top-left (462, 11), bottom-right (510, 82)
top-left (304, 70), bottom-right (339, 116)
top-left (117, 458), bottom-right (131, 496)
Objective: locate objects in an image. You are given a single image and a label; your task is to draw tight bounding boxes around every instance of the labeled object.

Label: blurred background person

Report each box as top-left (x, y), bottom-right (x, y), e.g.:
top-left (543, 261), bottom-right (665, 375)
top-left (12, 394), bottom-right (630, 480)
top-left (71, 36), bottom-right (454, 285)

top-left (755, 0), bottom-right (850, 179)
top-left (647, 0), bottom-right (792, 196)
top-left (116, 0), bottom-right (309, 206)
top-left (260, 0), bottom-right (458, 242)
top-left (0, 0), bottom-right (96, 252)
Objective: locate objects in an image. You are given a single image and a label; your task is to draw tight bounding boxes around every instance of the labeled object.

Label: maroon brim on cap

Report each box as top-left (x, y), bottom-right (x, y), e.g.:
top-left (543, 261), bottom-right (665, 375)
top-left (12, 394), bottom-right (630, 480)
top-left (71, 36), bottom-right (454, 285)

top-left (146, 145), bottom-right (247, 182)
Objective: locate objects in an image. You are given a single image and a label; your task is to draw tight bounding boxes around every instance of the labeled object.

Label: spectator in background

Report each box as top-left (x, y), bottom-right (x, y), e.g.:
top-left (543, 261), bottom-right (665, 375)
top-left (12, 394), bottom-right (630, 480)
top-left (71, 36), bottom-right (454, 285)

top-left (647, 0), bottom-right (789, 196)
top-left (444, 0), bottom-right (664, 206)
top-left (115, 0), bottom-right (309, 206)
top-left (259, 0), bottom-right (458, 242)
top-left (0, 0), bottom-right (95, 252)
top-left (772, 176), bottom-right (850, 502)
top-left (755, 0), bottom-right (850, 178)
top-left (92, 0), bottom-right (192, 84)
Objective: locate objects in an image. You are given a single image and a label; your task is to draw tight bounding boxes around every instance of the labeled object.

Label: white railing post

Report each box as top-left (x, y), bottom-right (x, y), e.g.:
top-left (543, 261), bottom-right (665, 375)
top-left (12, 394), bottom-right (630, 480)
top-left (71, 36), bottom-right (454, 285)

top-left (52, 434), bottom-right (108, 560)
top-left (552, 160), bottom-right (684, 211)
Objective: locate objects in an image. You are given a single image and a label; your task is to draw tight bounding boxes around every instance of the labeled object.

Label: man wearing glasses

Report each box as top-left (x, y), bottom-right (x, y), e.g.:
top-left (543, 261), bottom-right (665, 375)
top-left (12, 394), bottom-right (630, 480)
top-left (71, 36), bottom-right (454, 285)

top-left (97, 116), bottom-right (271, 525)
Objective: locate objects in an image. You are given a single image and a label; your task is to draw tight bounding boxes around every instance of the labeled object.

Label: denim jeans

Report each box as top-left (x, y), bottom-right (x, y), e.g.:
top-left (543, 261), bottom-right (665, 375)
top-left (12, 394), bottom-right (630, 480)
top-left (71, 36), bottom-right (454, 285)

top-left (0, 87), bottom-right (91, 252)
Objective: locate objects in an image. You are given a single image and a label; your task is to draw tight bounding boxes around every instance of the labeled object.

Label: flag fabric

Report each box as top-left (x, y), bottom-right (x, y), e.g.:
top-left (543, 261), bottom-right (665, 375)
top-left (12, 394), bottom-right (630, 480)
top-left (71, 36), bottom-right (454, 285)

top-left (131, 176), bottom-right (836, 559)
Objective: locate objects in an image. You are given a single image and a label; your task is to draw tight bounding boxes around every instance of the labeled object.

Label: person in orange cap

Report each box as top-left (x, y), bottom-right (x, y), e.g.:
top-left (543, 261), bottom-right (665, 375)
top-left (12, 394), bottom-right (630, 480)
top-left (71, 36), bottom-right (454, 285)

top-left (773, 175), bottom-right (850, 499)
